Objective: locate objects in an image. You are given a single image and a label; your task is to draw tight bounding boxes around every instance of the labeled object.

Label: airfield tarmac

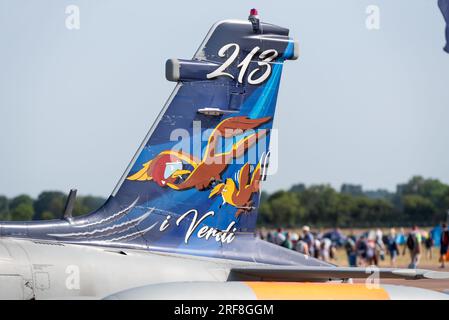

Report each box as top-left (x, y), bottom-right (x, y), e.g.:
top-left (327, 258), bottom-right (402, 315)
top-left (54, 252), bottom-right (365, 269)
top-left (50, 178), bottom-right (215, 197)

top-left (335, 248), bottom-right (449, 293)
top-left (353, 265), bottom-right (449, 293)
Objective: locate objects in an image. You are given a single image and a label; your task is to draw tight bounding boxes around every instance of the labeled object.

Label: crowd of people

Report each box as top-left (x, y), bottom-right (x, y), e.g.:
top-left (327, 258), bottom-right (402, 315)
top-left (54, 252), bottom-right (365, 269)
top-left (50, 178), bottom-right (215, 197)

top-left (257, 223), bottom-right (449, 269)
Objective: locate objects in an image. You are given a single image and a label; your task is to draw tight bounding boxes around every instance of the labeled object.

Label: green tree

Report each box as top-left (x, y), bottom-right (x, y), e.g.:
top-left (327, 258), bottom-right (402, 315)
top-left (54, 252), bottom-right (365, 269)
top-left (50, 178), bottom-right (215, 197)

top-left (0, 195), bottom-right (10, 220)
top-left (299, 185), bottom-right (339, 226)
top-left (10, 203), bottom-right (34, 221)
top-left (33, 191), bottom-right (66, 220)
top-left (267, 191), bottom-right (302, 227)
top-left (400, 176), bottom-right (448, 206)
top-left (402, 194), bottom-right (436, 224)
top-left (9, 194), bottom-right (34, 221)
top-left (73, 195), bottom-right (105, 217)
top-left (40, 211), bottom-right (57, 220)
top-left (290, 183), bottom-right (306, 193)
top-left (258, 201), bottom-right (273, 226)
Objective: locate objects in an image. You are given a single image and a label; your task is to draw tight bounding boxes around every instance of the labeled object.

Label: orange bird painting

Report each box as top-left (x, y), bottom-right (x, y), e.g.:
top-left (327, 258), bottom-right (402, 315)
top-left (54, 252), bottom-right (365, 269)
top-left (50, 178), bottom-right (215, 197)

top-left (127, 116), bottom-right (270, 191)
top-left (209, 162), bottom-right (261, 217)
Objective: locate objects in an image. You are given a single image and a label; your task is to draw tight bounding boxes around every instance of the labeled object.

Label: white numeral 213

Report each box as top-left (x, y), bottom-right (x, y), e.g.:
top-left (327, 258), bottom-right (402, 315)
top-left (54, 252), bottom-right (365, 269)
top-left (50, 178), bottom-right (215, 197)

top-left (206, 43), bottom-right (278, 85)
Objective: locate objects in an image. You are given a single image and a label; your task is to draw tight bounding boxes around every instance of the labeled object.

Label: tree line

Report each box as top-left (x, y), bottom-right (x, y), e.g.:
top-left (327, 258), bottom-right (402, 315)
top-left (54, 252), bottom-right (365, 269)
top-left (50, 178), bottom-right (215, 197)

top-left (0, 191), bottom-right (106, 221)
top-left (0, 176), bottom-right (448, 227)
top-left (258, 176), bottom-right (449, 228)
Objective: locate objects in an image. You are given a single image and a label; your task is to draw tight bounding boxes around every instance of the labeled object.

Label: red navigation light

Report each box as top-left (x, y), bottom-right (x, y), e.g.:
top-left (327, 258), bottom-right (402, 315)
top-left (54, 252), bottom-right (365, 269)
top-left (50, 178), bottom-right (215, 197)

top-left (248, 8), bottom-right (260, 33)
top-left (249, 8), bottom-right (259, 17)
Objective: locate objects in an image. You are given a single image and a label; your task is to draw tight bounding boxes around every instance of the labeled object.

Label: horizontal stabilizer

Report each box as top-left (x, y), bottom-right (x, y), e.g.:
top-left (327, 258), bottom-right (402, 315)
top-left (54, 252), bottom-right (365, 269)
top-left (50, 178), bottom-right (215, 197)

top-left (229, 266), bottom-right (449, 282)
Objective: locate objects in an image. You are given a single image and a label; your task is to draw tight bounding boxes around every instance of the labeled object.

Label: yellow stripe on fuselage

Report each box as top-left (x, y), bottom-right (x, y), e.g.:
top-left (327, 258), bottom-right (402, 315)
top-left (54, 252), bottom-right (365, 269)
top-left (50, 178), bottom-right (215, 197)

top-left (244, 282), bottom-right (390, 300)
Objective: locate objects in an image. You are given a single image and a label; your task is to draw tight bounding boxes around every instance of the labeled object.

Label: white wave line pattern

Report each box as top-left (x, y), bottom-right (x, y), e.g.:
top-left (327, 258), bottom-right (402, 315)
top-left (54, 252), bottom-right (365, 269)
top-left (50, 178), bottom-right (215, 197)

top-left (135, 206), bottom-right (178, 217)
top-left (107, 222), bottom-right (158, 242)
top-left (48, 208), bottom-right (153, 238)
top-left (74, 198), bottom-right (139, 228)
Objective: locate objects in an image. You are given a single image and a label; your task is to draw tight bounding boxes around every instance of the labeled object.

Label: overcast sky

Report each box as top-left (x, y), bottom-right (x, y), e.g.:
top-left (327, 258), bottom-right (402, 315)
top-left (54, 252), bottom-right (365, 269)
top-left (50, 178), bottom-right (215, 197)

top-left (0, 0), bottom-right (448, 198)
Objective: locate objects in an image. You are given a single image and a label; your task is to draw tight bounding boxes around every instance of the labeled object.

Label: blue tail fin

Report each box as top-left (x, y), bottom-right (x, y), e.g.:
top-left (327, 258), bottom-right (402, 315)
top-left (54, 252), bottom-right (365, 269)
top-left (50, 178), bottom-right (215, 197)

top-left (61, 14), bottom-right (298, 253)
top-left (440, 0), bottom-right (449, 53)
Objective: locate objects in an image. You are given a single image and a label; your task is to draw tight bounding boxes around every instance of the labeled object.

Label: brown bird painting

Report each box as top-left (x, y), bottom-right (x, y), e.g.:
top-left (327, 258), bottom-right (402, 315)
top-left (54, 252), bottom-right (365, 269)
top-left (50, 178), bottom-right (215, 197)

top-left (127, 116), bottom-right (270, 191)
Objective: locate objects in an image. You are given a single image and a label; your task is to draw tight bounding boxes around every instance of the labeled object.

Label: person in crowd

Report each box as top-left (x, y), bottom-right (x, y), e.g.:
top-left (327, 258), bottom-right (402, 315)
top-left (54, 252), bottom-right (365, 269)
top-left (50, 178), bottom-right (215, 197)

top-left (386, 228), bottom-right (400, 267)
top-left (290, 232), bottom-right (299, 247)
top-left (366, 235), bottom-right (378, 266)
top-left (302, 226), bottom-right (315, 257)
top-left (324, 228), bottom-right (345, 247)
top-left (313, 238), bottom-right (321, 259)
top-left (274, 229), bottom-right (285, 246)
top-left (344, 234), bottom-right (357, 267)
top-left (329, 242), bottom-right (337, 261)
top-left (316, 229), bottom-right (325, 243)
top-left (356, 234), bottom-right (368, 266)
top-left (403, 225), bottom-right (422, 269)
top-left (397, 227), bottom-right (406, 252)
top-left (320, 237), bottom-right (332, 262)
top-left (440, 223), bottom-right (449, 268)
top-left (256, 228), bottom-right (266, 241)
top-left (375, 228), bottom-right (386, 262)
top-left (424, 231), bottom-right (434, 260)
top-left (266, 230), bottom-right (274, 243)
top-left (281, 232), bottom-right (294, 250)
top-left (269, 228), bottom-right (283, 244)
top-left (295, 237), bottom-right (309, 255)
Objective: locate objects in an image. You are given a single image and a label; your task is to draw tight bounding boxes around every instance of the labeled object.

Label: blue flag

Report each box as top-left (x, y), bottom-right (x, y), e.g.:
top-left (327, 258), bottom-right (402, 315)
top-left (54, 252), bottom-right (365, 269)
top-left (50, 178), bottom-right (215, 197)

top-left (439, 0), bottom-right (449, 53)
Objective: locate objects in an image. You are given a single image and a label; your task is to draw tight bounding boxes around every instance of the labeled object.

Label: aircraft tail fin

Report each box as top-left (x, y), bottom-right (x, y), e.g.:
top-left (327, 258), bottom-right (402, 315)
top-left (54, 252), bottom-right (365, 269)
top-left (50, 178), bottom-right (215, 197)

top-left (51, 11), bottom-right (299, 254)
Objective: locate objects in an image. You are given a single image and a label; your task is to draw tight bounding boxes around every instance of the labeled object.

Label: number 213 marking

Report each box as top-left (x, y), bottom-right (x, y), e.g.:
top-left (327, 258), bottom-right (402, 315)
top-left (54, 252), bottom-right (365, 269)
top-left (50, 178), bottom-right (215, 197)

top-left (206, 43), bottom-right (278, 85)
